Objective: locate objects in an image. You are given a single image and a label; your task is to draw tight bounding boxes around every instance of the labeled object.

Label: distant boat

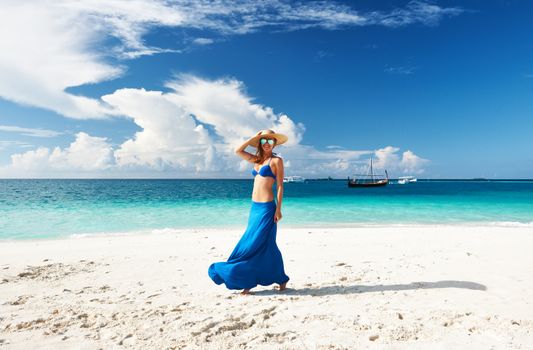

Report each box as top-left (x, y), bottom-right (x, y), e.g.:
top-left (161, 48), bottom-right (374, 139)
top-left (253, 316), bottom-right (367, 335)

top-left (472, 178), bottom-right (489, 181)
top-left (348, 158), bottom-right (389, 188)
top-left (283, 176), bottom-right (306, 183)
top-left (397, 176), bottom-right (417, 184)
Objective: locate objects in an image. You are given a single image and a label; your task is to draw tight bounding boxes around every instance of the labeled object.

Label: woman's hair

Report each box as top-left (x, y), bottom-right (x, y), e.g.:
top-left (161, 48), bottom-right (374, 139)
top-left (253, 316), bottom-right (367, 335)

top-left (254, 138), bottom-right (277, 163)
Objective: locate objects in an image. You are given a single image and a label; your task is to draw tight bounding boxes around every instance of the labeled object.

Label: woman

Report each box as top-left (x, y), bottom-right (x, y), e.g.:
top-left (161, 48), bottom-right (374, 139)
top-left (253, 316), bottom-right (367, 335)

top-left (208, 129), bottom-right (290, 295)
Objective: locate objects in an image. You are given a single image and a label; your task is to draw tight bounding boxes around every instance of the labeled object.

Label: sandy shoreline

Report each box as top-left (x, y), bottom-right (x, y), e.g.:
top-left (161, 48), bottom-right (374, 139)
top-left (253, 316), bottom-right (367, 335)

top-left (1, 225), bottom-right (532, 349)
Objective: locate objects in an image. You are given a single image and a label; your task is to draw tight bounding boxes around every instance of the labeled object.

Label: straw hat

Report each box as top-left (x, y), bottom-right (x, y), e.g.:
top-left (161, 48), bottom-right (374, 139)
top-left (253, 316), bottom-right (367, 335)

top-left (249, 129), bottom-right (288, 148)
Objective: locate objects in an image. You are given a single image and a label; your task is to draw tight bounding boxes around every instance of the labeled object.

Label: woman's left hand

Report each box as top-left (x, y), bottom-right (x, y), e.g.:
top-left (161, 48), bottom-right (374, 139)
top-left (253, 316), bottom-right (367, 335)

top-left (274, 210), bottom-right (283, 223)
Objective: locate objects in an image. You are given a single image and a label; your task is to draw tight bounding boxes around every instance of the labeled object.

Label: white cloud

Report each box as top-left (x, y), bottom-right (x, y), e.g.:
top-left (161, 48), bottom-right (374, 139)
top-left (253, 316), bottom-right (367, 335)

top-left (370, 0), bottom-right (463, 27)
top-left (192, 38), bottom-right (214, 45)
top-left (0, 140), bottom-right (34, 150)
top-left (102, 87), bottom-right (218, 172)
top-left (400, 150), bottom-right (429, 174)
top-left (373, 146), bottom-right (428, 175)
top-left (0, 0), bottom-right (189, 120)
top-left (166, 75), bottom-right (305, 148)
top-left (8, 147), bottom-right (51, 172)
top-left (374, 146), bottom-right (401, 170)
top-left (193, 0), bottom-right (463, 33)
top-left (102, 76), bottom-right (306, 174)
top-left (0, 76), bottom-right (428, 178)
top-left (0, 125), bottom-right (63, 138)
top-left (1, 132), bottom-right (114, 177)
top-left (278, 144), bottom-right (373, 175)
top-left (49, 132), bottom-right (115, 171)
top-left (0, 1), bottom-right (123, 119)
top-left (0, 0), bottom-right (463, 120)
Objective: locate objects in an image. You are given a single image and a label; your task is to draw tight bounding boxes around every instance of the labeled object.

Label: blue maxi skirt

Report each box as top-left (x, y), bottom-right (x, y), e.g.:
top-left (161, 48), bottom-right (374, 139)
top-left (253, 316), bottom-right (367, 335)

top-left (208, 200), bottom-right (290, 290)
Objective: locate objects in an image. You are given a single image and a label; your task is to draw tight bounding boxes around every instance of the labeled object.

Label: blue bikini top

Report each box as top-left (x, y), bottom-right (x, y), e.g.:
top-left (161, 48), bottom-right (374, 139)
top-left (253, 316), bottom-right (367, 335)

top-left (251, 157), bottom-right (276, 179)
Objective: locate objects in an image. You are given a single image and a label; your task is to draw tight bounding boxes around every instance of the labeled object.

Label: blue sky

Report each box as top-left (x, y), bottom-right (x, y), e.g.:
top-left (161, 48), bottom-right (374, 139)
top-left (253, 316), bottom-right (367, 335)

top-left (0, 0), bottom-right (532, 178)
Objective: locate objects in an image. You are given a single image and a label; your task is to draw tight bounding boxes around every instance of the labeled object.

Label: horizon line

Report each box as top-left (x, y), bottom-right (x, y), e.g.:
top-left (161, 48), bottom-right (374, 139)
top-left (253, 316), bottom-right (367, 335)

top-left (1, 178), bottom-right (532, 181)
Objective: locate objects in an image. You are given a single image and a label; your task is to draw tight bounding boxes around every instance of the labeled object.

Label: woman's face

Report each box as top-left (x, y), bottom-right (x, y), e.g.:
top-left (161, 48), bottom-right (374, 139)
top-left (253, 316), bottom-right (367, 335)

top-left (260, 137), bottom-right (276, 152)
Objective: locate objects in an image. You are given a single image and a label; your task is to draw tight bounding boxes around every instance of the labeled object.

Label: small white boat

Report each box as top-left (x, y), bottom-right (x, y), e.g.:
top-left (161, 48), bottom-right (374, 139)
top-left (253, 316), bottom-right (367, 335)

top-left (397, 176), bottom-right (417, 184)
top-left (283, 176), bottom-right (306, 183)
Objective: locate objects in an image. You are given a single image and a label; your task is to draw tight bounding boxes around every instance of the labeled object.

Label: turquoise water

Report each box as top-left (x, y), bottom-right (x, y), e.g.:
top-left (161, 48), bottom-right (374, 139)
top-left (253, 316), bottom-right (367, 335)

top-left (1, 179), bottom-right (533, 240)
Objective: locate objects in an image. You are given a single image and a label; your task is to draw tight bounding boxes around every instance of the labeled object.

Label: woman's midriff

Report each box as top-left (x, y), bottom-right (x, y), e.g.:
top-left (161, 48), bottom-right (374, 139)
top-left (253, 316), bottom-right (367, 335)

top-left (251, 176), bottom-right (275, 202)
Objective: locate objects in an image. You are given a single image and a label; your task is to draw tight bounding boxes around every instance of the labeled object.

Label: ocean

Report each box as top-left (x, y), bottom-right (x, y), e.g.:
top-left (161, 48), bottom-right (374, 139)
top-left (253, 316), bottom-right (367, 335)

top-left (1, 179), bottom-right (532, 240)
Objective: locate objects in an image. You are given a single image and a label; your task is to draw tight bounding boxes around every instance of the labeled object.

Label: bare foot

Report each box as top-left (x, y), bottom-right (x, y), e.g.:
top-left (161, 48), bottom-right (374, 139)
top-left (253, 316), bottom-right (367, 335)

top-left (277, 282), bottom-right (287, 291)
top-left (240, 289), bottom-right (254, 295)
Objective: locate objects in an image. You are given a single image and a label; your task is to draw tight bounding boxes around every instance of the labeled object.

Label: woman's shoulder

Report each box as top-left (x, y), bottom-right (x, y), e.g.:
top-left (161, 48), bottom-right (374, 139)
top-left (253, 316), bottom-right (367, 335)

top-left (271, 154), bottom-right (283, 164)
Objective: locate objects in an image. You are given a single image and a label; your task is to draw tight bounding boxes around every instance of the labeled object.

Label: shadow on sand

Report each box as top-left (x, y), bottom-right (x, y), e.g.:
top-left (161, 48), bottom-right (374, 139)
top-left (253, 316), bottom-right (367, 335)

top-left (252, 280), bottom-right (487, 296)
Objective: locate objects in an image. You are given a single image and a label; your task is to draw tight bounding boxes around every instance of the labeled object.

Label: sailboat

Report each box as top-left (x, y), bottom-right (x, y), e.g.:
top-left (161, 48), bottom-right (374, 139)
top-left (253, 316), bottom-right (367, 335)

top-left (348, 158), bottom-right (389, 188)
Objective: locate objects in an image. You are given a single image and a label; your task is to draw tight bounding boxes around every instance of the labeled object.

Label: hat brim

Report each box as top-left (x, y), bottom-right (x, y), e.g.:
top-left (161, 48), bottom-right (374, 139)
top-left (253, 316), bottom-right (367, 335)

top-left (249, 133), bottom-right (288, 148)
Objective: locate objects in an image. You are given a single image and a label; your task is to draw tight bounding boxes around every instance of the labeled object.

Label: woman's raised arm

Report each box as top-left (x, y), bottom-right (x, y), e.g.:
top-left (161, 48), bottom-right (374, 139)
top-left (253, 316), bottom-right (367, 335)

top-left (235, 132), bottom-right (261, 163)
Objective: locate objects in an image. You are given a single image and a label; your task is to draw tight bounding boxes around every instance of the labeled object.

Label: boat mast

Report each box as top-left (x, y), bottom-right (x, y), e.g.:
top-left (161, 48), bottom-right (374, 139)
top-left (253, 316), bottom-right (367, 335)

top-left (370, 157), bottom-right (374, 182)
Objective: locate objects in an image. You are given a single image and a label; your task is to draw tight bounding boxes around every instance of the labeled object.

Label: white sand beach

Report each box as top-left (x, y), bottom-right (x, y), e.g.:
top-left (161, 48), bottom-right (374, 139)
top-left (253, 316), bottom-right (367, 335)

top-left (1, 225), bottom-right (532, 349)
